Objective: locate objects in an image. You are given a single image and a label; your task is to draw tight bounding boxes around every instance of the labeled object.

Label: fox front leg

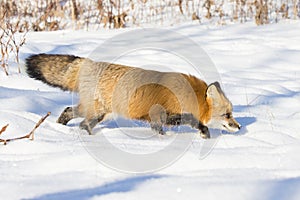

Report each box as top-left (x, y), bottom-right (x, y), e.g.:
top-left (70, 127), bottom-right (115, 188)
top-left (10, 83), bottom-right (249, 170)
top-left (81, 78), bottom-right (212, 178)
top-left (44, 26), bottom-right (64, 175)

top-left (149, 104), bottom-right (167, 135)
top-left (166, 113), bottom-right (210, 139)
top-left (197, 123), bottom-right (210, 139)
top-left (150, 123), bottom-right (165, 135)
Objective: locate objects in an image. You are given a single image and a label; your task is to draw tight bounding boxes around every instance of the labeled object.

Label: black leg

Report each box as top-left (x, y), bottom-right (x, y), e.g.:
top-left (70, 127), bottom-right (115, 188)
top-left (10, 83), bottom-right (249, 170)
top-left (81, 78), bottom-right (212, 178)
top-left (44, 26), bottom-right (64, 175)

top-left (79, 120), bottom-right (92, 134)
top-left (79, 114), bottom-right (106, 135)
top-left (57, 106), bottom-right (79, 125)
top-left (150, 123), bottom-right (165, 135)
top-left (166, 113), bottom-right (210, 139)
top-left (166, 114), bottom-right (182, 125)
top-left (148, 105), bottom-right (167, 135)
top-left (198, 123), bottom-right (210, 139)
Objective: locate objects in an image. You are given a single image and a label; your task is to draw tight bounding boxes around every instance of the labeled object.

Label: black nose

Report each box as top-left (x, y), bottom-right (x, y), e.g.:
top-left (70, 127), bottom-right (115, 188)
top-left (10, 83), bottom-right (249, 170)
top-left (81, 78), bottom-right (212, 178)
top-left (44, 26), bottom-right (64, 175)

top-left (229, 123), bottom-right (241, 130)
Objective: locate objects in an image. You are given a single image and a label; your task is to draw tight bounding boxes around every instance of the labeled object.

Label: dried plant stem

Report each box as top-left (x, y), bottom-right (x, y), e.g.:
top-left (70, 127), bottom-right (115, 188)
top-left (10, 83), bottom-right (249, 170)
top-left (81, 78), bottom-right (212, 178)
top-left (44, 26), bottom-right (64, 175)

top-left (0, 124), bottom-right (9, 135)
top-left (0, 112), bottom-right (51, 145)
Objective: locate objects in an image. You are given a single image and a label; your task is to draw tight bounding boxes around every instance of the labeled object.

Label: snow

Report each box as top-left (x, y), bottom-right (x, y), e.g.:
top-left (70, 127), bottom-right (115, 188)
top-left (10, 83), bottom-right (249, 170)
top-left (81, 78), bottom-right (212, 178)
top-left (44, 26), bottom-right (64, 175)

top-left (1, 21), bottom-right (300, 200)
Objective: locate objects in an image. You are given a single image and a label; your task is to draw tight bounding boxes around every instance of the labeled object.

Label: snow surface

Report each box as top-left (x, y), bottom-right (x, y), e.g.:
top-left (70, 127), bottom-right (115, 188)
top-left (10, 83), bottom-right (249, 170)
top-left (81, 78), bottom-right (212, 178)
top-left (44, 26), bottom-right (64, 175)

top-left (1, 21), bottom-right (300, 200)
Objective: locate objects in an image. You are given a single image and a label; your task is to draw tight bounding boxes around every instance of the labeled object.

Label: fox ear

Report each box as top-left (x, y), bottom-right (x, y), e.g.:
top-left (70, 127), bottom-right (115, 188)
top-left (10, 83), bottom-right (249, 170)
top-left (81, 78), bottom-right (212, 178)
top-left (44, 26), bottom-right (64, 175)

top-left (206, 82), bottom-right (222, 100)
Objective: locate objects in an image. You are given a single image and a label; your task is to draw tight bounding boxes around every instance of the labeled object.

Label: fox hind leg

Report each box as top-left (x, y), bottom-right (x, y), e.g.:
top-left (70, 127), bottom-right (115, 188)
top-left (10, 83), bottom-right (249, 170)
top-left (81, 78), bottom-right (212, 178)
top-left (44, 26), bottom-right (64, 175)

top-left (79, 114), bottom-right (106, 135)
top-left (57, 106), bottom-right (106, 135)
top-left (57, 106), bottom-right (80, 125)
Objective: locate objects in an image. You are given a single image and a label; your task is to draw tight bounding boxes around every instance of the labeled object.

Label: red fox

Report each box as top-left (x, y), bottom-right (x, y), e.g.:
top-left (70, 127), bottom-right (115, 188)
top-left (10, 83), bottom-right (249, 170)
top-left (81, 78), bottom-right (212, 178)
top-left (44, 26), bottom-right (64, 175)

top-left (26, 54), bottom-right (240, 138)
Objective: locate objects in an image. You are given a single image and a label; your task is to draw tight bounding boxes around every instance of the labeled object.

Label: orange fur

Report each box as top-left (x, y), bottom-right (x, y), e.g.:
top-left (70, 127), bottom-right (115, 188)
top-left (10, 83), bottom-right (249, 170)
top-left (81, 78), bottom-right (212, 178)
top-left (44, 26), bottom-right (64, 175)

top-left (26, 54), bottom-right (240, 136)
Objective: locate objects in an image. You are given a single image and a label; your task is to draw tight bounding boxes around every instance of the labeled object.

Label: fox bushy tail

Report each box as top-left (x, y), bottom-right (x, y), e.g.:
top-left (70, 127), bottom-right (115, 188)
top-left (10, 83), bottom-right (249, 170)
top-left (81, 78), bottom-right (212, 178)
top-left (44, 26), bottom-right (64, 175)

top-left (26, 54), bottom-right (85, 91)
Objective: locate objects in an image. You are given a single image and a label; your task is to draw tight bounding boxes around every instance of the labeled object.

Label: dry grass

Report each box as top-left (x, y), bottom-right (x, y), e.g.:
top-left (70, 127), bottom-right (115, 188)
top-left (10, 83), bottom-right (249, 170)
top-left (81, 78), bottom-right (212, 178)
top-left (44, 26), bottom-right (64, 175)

top-left (0, 0), bottom-right (299, 75)
top-left (0, 0), bottom-right (299, 31)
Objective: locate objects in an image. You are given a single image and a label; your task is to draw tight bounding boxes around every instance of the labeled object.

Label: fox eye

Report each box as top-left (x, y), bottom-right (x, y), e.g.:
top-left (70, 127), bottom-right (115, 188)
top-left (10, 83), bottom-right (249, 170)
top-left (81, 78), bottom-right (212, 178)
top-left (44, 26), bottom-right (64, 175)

top-left (222, 113), bottom-right (231, 119)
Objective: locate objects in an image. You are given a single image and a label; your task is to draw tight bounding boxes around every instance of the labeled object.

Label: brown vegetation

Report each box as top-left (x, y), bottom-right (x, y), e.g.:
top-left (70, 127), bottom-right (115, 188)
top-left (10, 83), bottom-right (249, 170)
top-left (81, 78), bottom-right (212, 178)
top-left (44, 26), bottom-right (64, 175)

top-left (0, 0), bottom-right (298, 32)
top-left (0, 0), bottom-right (299, 75)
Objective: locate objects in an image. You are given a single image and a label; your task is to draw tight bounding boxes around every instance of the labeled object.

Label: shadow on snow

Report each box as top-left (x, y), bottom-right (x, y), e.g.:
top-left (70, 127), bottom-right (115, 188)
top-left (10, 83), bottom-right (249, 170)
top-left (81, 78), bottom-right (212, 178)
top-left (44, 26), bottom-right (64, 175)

top-left (27, 175), bottom-right (164, 200)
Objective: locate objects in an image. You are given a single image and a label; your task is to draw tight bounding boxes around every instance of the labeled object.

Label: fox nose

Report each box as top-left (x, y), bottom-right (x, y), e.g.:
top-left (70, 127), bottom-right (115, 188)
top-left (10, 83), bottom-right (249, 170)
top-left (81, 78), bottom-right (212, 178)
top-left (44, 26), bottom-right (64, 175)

top-left (238, 124), bottom-right (241, 130)
top-left (229, 122), bottom-right (241, 130)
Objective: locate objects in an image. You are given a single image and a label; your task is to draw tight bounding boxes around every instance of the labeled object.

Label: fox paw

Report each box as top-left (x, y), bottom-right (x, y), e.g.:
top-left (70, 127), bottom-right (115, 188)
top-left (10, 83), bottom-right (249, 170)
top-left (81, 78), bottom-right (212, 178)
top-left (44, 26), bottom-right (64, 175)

top-left (199, 126), bottom-right (210, 139)
top-left (151, 123), bottom-right (166, 135)
top-left (57, 107), bottom-right (73, 125)
top-left (79, 120), bottom-right (92, 135)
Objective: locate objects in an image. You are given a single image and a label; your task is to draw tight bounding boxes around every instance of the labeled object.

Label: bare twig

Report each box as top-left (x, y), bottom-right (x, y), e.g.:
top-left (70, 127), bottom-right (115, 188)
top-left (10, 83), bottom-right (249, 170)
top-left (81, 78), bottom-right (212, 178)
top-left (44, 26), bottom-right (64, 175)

top-left (0, 112), bottom-right (51, 145)
top-left (0, 124), bottom-right (9, 135)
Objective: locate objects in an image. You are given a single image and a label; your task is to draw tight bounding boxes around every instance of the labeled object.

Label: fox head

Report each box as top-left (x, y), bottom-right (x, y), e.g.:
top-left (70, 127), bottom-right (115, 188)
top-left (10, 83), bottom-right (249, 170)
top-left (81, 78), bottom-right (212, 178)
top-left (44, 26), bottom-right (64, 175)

top-left (205, 82), bottom-right (241, 132)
